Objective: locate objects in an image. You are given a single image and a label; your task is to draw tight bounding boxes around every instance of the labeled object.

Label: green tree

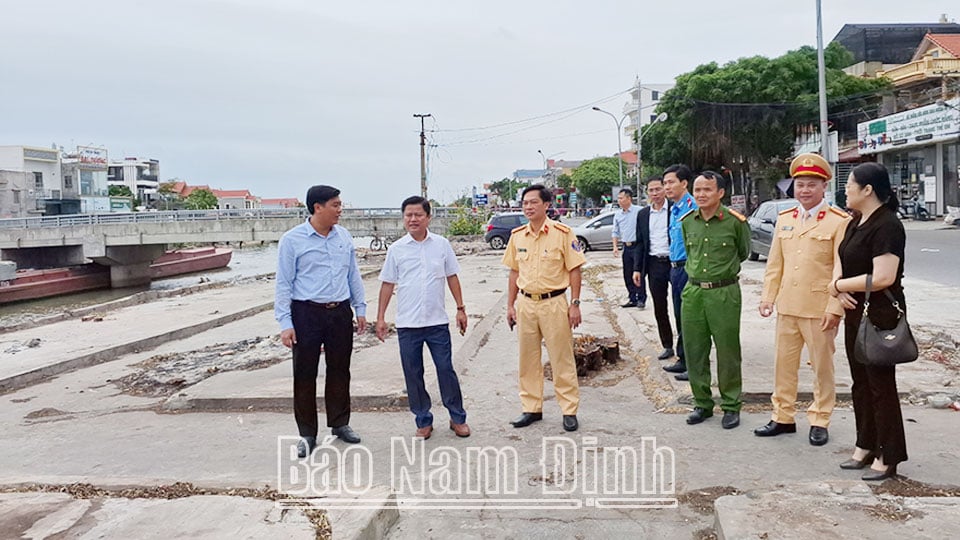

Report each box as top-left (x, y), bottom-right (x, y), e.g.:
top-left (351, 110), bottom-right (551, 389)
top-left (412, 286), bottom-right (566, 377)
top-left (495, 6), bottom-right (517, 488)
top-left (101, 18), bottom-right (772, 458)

top-left (642, 42), bottom-right (889, 176)
top-left (556, 173), bottom-right (573, 192)
top-left (570, 157), bottom-right (623, 201)
top-left (109, 185), bottom-right (134, 198)
top-left (184, 188), bottom-right (218, 210)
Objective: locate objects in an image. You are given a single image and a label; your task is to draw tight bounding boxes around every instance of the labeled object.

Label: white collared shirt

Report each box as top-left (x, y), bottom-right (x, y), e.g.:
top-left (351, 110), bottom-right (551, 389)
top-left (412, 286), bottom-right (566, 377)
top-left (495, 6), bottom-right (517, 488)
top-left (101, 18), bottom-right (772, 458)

top-left (648, 203), bottom-right (670, 256)
top-left (800, 200), bottom-right (826, 225)
top-left (379, 230), bottom-right (461, 329)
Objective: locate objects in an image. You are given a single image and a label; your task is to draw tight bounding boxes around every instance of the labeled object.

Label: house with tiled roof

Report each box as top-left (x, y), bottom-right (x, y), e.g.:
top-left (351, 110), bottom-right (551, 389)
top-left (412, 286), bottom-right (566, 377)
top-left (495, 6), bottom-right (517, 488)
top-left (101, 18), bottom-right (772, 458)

top-left (261, 197), bottom-right (302, 209)
top-left (211, 189), bottom-right (261, 210)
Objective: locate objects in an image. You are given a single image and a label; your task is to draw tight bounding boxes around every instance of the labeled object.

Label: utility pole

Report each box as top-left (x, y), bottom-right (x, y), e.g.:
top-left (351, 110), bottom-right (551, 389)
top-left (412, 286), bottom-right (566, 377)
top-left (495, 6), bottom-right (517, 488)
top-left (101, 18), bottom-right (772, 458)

top-left (815, 0), bottom-right (832, 196)
top-left (414, 113), bottom-right (432, 199)
top-left (636, 77), bottom-right (642, 197)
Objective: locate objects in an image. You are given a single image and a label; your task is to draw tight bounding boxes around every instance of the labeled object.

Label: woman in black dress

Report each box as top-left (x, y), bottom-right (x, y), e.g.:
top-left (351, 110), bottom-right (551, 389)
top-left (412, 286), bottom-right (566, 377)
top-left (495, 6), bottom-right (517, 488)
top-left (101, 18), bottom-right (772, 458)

top-left (829, 162), bottom-right (907, 481)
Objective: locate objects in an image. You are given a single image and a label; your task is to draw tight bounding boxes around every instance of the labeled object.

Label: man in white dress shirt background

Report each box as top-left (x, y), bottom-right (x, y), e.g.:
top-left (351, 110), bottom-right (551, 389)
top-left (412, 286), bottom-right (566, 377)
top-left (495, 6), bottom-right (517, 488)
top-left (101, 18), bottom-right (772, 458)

top-left (376, 195), bottom-right (470, 439)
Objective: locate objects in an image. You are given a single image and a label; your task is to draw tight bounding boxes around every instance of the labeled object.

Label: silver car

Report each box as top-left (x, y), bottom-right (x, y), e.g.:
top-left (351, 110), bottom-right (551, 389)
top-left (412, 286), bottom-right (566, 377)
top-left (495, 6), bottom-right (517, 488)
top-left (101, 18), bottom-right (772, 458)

top-left (747, 198), bottom-right (800, 261)
top-left (572, 212), bottom-right (616, 252)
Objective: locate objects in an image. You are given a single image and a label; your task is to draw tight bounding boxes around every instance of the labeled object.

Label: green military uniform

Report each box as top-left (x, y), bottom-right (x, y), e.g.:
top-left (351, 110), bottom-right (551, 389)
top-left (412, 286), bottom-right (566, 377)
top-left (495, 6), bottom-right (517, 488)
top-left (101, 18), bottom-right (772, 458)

top-left (680, 205), bottom-right (750, 412)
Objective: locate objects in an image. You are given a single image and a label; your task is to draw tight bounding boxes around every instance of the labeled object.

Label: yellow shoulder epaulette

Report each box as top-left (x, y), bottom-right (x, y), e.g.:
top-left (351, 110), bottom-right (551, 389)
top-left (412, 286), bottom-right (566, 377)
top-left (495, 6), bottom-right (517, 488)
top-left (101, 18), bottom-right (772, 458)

top-left (779, 207), bottom-right (795, 215)
top-left (553, 222), bottom-right (571, 233)
top-left (679, 208), bottom-right (696, 221)
top-left (829, 206), bottom-right (850, 218)
top-left (511, 224), bottom-right (527, 233)
top-left (728, 208), bottom-right (747, 222)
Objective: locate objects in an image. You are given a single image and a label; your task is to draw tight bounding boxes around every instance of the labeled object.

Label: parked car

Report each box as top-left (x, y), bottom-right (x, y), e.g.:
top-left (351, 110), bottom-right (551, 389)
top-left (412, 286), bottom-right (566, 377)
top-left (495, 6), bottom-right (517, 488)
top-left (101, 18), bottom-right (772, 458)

top-left (747, 198), bottom-right (800, 261)
top-left (571, 212), bottom-right (616, 252)
top-left (484, 212), bottom-right (528, 249)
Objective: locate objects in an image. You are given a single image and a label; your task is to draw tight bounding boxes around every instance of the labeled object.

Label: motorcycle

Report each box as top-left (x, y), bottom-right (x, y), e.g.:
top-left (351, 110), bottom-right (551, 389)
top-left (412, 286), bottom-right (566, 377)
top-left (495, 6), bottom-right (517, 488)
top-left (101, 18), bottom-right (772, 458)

top-left (897, 195), bottom-right (930, 221)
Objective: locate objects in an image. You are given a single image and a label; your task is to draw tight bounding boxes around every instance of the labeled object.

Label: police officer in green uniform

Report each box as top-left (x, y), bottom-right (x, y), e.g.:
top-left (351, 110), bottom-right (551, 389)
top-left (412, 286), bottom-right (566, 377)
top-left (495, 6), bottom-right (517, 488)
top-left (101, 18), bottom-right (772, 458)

top-left (680, 171), bottom-right (750, 429)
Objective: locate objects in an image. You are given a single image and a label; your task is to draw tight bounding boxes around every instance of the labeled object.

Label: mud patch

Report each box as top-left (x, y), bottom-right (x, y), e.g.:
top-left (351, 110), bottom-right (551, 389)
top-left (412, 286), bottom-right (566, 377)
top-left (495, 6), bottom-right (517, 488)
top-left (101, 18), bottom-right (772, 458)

top-left (113, 337), bottom-right (289, 397)
top-left (870, 476), bottom-right (960, 498)
top-left (862, 500), bottom-right (924, 522)
top-left (677, 486), bottom-right (740, 515)
top-left (693, 528), bottom-right (719, 540)
top-left (24, 407), bottom-right (70, 419)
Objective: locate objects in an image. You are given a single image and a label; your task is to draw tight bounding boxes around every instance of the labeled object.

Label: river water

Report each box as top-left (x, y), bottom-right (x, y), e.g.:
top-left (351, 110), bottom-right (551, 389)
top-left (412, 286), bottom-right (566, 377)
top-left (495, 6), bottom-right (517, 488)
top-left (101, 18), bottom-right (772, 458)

top-left (0, 234), bottom-right (395, 326)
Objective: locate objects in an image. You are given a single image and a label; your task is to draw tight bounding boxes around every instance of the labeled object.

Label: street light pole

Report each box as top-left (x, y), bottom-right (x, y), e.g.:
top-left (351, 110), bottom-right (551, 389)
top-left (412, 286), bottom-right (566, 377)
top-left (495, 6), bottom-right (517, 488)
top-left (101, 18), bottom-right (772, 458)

top-left (592, 106), bottom-right (625, 190)
top-left (414, 113), bottom-right (432, 199)
top-left (637, 112), bottom-right (669, 197)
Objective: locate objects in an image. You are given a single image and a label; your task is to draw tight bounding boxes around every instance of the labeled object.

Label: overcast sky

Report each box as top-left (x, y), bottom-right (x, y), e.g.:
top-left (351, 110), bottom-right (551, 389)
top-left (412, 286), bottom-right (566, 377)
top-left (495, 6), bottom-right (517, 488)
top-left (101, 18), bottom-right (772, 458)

top-left (0, 1), bottom-right (953, 206)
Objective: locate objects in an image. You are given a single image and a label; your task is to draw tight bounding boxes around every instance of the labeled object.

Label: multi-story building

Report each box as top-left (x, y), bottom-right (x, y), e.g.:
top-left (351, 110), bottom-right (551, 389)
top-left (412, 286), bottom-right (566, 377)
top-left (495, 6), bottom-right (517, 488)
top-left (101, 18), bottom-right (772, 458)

top-left (108, 157), bottom-right (160, 205)
top-left (62, 146), bottom-right (110, 213)
top-left (0, 145), bottom-right (74, 217)
top-left (623, 82), bottom-right (674, 140)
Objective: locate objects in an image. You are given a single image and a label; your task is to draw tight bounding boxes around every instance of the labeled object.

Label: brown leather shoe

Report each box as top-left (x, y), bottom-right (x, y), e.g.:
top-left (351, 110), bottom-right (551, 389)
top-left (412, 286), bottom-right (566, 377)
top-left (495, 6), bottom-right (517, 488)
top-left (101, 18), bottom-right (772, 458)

top-left (415, 425), bottom-right (433, 439)
top-left (450, 421), bottom-right (471, 437)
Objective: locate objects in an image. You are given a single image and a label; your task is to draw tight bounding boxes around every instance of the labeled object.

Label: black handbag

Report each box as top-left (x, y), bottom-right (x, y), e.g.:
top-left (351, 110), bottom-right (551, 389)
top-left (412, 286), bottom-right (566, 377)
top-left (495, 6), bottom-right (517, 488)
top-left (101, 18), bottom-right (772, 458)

top-left (854, 274), bottom-right (918, 366)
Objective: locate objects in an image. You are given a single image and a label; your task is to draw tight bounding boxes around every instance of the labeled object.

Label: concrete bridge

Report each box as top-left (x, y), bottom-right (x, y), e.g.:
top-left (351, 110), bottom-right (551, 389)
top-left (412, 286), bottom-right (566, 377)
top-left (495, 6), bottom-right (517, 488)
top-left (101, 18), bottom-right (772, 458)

top-left (0, 208), bottom-right (460, 287)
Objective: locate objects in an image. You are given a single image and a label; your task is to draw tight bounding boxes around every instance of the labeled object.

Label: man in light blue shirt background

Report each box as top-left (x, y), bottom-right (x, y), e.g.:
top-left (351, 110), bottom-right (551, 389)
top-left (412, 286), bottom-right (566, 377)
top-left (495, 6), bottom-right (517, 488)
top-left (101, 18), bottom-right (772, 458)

top-left (612, 187), bottom-right (646, 308)
top-left (275, 185), bottom-right (367, 457)
top-left (376, 195), bottom-right (470, 440)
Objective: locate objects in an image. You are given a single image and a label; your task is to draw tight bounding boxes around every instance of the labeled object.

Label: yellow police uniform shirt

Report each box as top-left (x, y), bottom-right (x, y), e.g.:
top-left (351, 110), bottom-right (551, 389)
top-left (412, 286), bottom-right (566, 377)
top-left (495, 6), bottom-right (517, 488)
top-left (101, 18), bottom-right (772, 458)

top-left (502, 219), bottom-right (586, 294)
top-left (761, 205), bottom-right (850, 318)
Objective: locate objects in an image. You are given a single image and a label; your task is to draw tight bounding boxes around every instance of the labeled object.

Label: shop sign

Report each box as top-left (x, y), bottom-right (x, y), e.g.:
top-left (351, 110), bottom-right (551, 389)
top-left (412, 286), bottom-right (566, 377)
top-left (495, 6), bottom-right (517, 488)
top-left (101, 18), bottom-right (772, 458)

top-left (857, 98), bottom-right (960, 155)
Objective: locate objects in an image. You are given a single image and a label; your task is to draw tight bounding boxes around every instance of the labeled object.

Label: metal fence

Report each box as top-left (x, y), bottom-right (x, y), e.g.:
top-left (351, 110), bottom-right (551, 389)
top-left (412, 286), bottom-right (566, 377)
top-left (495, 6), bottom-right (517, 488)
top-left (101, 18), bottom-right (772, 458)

top-left (0, 207), bottom-right (467, 230)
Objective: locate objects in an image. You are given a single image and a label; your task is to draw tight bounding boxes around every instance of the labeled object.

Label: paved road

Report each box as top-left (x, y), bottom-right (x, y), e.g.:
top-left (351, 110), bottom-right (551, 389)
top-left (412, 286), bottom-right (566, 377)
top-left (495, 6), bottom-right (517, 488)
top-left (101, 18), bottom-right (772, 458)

top-left (906, 227), bottom-right (960, 287)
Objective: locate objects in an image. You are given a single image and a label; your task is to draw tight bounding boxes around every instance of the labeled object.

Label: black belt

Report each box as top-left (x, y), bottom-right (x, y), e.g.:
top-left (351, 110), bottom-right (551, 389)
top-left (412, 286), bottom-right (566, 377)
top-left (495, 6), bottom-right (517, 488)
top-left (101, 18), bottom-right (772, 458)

top-left (622, 241), bottom-right (636, 247)
top-left (670, 260), bottom-right (686, 268)
top-left (649, 255), bottom-right (671, 262)
top-left (301, 299), bottom-right (349, 309)
top-left (520, 288), bottom-right (566, 300)
top-left (688, 277), bottom-right (738, 289)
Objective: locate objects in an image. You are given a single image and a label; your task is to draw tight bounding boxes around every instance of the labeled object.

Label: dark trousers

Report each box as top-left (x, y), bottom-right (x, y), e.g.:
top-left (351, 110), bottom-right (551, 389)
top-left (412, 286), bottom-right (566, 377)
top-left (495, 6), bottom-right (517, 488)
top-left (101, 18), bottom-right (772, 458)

top-left (843, 315), bottom-right (908, 466)
top-left (669, 265), bottom-right (688, 361)
top-left (398, 324), bottom-right (467, 428)
top-left (621, 245), bottom-right (647, 305)
top-left (646, 256), bottom-right (673, 349)
top-left (291, 300), bottom-right (353, 438)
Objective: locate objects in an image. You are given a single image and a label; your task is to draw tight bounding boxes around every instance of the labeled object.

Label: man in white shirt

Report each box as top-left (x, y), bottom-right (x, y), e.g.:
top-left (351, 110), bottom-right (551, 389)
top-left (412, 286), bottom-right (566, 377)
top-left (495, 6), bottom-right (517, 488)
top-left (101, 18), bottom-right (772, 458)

top-left (632, 177), bottom-right (675, 360)
top-left (376, 196), bottom-right (470, 439)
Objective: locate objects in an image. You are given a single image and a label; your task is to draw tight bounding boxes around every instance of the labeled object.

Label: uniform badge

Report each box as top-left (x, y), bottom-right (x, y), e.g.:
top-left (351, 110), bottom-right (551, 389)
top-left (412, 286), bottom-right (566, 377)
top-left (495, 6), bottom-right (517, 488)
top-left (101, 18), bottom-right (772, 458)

top-left (518, 248), bottom-right (527, 253)
top-left (817, 210), bottom-right (826, 221)
top-left (572, 240), bottom-right (581, 252)
top-left (782, 226), bottom-right (794, 231)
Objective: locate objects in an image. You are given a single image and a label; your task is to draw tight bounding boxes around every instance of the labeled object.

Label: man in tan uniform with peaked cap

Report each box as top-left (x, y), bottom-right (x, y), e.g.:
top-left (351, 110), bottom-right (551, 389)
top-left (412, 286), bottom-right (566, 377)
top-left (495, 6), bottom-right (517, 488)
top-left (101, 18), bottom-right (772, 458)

top-left (503, 184), bottom-right (586, 432)
top-left (755, 153), bottom-right (851, 446)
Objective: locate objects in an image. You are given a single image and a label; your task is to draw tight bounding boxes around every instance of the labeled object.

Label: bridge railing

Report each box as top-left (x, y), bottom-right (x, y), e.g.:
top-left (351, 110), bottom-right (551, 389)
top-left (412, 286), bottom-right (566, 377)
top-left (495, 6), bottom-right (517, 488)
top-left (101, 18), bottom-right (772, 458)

top-left (0, 207), bottom-right (465, 230)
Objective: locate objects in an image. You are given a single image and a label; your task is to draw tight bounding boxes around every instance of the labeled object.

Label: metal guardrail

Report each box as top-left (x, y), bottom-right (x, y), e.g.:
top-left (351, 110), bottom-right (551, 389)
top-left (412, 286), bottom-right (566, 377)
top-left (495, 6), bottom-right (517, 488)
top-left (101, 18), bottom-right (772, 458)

top-left (0, 207), bottom-right (465, 230)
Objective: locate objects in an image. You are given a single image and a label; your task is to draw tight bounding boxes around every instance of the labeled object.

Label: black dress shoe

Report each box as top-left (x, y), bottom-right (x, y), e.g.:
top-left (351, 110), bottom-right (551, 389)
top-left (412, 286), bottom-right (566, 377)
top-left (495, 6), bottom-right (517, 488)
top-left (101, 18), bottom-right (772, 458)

top-left (809, 426), bottom-right (829, 446)
top-left (753, 421), bottom-right (797, 437)
top-left (839, 452), bottom-right (876, 470)
top-left (297, 436), bottom-right (317, 458)
top-left (686, 407), bottom-right (713, 424)
top-left (621, 301), bottom-right (638, 308)
top-left (674, 372), bottom-right (688, 381)
top-left (562, 415), bottom-right (578, 432)
top-left (331, 425), bottom-right (361, 444)
top-left (862, 465), bottom-right (897, 481)
top-left (510, 412), bottom-right (543, 428)
top-left (657, 348), bottom-right (675, 360)
top-left (721, 411), bottom-right (740, 429)
top-left (663, 361), bottom-right (686, 373)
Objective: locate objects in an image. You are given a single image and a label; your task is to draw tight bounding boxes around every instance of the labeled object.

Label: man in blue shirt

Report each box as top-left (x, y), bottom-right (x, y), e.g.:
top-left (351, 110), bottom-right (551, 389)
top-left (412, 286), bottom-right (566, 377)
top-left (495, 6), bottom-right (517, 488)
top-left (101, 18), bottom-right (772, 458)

top-left (612, 188), bottom-right (646, 308)
top-left (276, 185), bottom-right (367, 457)
top-left (663, 165), bottom-right (697, 380)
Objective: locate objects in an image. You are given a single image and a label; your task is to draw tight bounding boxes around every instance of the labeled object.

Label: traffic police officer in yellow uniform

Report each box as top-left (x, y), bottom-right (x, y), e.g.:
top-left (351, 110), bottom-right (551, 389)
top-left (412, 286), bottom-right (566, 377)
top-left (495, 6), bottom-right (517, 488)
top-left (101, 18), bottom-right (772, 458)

top-left (681, 171), bottom-right (751, 429)
top-left (755, 153), bottom-right (850, 446)
top-left (503, 184), bottom-right (587, 432)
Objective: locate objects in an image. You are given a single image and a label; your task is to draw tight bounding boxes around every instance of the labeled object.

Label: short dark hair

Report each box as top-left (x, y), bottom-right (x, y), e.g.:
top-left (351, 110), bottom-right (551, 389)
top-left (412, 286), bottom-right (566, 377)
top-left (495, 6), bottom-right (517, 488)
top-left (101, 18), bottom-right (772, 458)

top-left (401, 195), bottom-right (431, 215)
top-left (305, 185), bottom-right (340, 214)
top-left (618, 187), bottom-right (633, 197)
top-left (663, 164), bottom-right (693, 182)
top-left (696, 170), bottom-right (728, 191)
top-left (850, 162), bottom-right (899, 212)
top-left (521, 184), bottom-right (552, 203)
top-left (646, 176), bottom-right (664, 186)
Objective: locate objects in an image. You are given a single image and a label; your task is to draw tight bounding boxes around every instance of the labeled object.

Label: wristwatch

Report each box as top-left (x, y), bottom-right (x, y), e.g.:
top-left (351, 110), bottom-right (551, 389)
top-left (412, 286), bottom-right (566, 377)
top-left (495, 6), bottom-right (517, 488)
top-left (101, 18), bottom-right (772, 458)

top-left (571, 299), bottom-right (581, 306)
top-left (457, 305), bottom-right (466, 311)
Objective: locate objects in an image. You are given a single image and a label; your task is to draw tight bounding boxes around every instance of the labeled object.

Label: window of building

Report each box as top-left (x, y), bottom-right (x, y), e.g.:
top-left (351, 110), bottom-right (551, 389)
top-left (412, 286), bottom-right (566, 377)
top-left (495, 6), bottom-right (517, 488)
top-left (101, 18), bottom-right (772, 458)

top-left (12, 190), bottom-right (20, 204)
top-left (651, 90), bottom-right (659, 101)
top-left (64, 175), bottom-right (73, 189)
top-left (650, 114), bottom-right (658, 123)
top-left (33, 172), bottom-right (43, 190)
